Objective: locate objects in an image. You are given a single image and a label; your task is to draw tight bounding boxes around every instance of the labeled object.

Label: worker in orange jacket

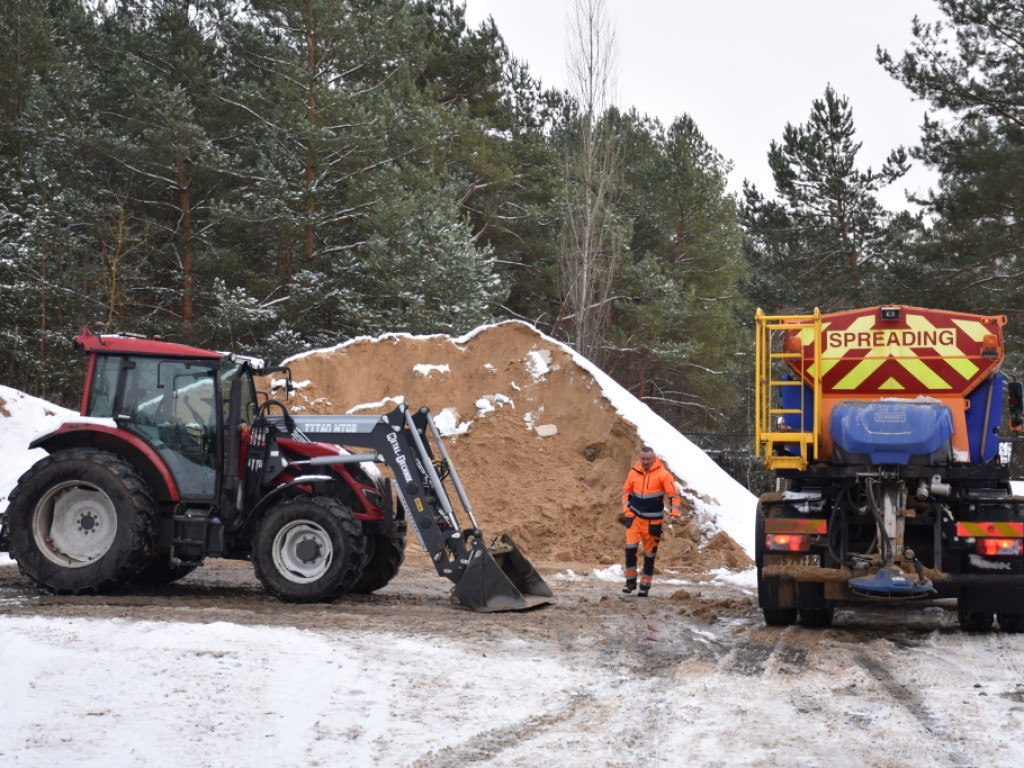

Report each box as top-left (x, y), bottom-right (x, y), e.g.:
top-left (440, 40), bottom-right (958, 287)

top-left (621, 446), bottom-right (681, 596)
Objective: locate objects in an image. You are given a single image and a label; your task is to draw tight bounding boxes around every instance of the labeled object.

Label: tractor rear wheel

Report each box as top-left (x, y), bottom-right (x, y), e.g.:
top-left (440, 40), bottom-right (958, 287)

top-left (6, 448), bottom-right (155, 595)
top-left (252, 497), bottom-right (365, 603)
top-left (350, 531), bottom-right (407, 594)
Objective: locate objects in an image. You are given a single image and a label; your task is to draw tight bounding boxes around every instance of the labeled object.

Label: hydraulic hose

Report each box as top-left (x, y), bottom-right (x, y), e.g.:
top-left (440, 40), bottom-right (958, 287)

top-left (864, 477), bottom-right (894, 565)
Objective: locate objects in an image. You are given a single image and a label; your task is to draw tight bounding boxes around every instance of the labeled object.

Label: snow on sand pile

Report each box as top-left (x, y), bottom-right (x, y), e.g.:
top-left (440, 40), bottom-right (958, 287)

top-left (281, 321), bottom-right (755, 575)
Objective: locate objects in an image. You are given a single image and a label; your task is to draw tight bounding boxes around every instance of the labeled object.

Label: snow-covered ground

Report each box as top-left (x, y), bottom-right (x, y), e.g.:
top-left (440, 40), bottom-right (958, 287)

top-left (0, 357), bottom-right (762, 767)
top-left (4, 350), bottom-right (1024, 768)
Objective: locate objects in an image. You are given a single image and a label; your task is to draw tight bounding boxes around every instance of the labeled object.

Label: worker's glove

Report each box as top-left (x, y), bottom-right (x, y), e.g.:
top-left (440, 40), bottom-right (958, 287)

top-left (620, 514), bottom-right (634, 529)
top-left (668, 513), bottom-right (680, 532)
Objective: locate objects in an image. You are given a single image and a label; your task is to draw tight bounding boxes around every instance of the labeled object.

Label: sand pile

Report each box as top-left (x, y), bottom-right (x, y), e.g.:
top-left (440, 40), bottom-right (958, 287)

top-left (280, 322), bottom-right (752, 576)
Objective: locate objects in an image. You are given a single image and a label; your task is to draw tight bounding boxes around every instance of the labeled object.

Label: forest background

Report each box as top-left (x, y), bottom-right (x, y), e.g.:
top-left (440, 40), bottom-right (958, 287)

top-left (2, 0), bottom-right (1023, 490)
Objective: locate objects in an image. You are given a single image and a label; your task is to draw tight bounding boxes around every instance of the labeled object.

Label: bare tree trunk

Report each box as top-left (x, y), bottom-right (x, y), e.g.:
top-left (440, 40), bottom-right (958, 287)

top-left (176, 144), bottom-right (194, 326)
top-left (556, 0), bottom-right (622, 366)
top-left (303, 0), bottom-right (317, 265)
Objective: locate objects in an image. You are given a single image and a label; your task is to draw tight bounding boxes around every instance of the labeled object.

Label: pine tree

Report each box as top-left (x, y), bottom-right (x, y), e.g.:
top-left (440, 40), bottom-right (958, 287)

top-left (0, 0), bottom-right (107, 402)
top-left (740, 86), bottom-right (911, 314)
top-left (608, 111), bottom-right (747, 433)
top-left (878, 0), bottom-right (1024, 331)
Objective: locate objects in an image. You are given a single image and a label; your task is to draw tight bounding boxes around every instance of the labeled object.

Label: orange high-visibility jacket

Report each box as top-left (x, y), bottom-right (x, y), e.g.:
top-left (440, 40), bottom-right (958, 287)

top-left (622, 457), bottom-right (681, 520)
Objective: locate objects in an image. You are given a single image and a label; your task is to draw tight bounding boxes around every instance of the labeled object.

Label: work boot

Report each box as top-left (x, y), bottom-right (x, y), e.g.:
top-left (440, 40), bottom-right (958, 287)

top-left (638, 585), bottom-right (649, 597)
top-left (622, 580), bottom-right (636, 594)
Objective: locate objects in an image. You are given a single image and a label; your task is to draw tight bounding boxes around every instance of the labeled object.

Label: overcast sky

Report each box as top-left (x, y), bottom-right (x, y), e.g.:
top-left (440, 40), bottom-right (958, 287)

top-left (462, 0), bottom-right (945, 211)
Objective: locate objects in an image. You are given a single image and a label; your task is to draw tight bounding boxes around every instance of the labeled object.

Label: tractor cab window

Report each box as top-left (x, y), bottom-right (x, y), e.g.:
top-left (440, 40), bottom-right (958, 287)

top-left (220, 362), bottom-right (258, 429)
top-left (86, 355), bottom-right (120, 418)
top-left (118, 356), bottom-right (219, 499)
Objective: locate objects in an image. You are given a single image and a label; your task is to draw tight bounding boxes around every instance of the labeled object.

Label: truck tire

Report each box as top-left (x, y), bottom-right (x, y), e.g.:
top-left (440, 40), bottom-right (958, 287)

top-left (799, 606), bottom-right (835, 628)
top-left (755, 496), bottom-right (797, 627)
top-left (958, 604), bottom-right (994, 632)
top-left (997, 613), bottom-right (1024, 633)
top-left (349, 531), bottom-right (407, 594)
top-left (762, 607), bottom-right (798, 626)
top-left (252, 497), bottom-right (365, 603)
top-left (6, 448), bottom-right (155, 595)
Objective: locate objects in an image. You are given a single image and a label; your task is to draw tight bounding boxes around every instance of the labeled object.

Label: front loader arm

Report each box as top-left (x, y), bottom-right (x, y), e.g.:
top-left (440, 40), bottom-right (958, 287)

top-left (286, 404), bottom-right (552, 611)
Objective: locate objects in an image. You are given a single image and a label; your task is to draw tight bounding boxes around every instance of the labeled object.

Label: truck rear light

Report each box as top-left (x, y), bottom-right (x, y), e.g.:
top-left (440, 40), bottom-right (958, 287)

top-left (766, 534), bottom-right (810, 552)
top-left (975, 538), bottom-right (1023, 557)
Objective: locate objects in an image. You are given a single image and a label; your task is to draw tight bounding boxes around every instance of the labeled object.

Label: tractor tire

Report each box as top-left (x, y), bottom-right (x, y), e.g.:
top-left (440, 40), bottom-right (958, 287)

top-left (133, 556), bottom-right (199, 585)
top-left (252, 497), bottom-right (365, 603)
top-left (349, 531), bottom-right (407, 594)
top-left (6, 448), bottom-right (155, 595)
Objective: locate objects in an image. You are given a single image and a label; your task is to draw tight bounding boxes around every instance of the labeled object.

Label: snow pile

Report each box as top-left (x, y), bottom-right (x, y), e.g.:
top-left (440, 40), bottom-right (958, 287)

top-left (0, 385), bottom-right (77, 513)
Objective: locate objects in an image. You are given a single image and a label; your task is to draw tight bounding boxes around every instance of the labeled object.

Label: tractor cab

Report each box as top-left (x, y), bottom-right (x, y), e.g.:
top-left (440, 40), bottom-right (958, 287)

top-left (76, 326), bottom-right (260, 500)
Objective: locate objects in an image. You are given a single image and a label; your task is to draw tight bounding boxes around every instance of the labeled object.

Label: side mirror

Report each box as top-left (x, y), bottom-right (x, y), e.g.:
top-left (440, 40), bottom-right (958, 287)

top-left (1009, 380), bottom-right (1024, 433)
top-left (1009, 380), bottom-right (1023, 416)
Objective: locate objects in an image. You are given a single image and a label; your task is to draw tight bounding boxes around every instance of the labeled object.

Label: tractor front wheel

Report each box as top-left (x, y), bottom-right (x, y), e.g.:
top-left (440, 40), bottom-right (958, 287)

top-left (6, 448), bottom-right (155, 594)
top-left (252, 497), bottom-right (365, 603)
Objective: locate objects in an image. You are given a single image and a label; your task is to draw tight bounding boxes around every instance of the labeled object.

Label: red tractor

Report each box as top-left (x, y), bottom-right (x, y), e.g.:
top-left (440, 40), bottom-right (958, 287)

top-left (1, 325), bottom-right (550, 611)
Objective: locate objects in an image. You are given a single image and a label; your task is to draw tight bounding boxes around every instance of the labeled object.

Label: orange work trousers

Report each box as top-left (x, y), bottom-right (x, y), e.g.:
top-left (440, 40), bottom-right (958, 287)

top-left (624, 516), bottom-right (663, 588)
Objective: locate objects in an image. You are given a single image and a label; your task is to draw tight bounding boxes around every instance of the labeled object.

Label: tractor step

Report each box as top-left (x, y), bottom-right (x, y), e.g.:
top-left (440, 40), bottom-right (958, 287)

top-left (170, 506), bottom-right (210, 564)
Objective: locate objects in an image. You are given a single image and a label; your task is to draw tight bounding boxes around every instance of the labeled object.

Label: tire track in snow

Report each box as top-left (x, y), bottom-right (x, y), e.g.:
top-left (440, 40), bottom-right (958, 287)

top-left (400, 689), bottom-right (624, 768)
top-left (852, 649), bottom-right (970, 767)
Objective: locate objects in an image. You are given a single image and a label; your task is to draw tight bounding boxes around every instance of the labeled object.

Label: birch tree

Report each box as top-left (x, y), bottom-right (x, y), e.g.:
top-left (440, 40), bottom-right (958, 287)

top-left (556, 0), bottom-right (624, 365)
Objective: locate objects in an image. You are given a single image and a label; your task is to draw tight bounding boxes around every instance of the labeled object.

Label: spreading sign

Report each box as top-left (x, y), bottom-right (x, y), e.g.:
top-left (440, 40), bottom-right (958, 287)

top-left (790, 307), bottom-right (1004, 395)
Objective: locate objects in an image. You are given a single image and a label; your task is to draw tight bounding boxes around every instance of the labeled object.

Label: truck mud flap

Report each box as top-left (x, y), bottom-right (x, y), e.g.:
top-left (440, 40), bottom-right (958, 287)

top-left (449, 534), bottom-right (553, 612)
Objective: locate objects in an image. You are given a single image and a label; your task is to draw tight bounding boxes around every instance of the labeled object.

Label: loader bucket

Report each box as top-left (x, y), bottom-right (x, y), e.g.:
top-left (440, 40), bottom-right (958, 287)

top-left (449, 534), bottom-right (553, 612)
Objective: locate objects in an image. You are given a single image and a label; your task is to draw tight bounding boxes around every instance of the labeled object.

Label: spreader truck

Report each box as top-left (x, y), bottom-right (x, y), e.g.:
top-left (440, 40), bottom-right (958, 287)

top-left (755, 305), bottom-right (1024, 631)
top-left (0, 325), bottom-right (550, 611)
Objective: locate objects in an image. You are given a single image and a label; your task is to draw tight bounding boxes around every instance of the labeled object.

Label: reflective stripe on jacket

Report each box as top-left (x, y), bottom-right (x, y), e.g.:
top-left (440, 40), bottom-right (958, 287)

top-left (621, 457), bottom-right (681, 520)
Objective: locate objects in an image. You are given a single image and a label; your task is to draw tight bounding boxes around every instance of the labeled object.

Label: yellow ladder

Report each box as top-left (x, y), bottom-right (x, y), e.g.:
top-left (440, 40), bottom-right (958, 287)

top-left (754, 309), bottom-right (822, 471)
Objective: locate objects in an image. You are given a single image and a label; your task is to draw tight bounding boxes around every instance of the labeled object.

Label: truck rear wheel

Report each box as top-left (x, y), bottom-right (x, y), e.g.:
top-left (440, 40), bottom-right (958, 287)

top-left (350, 531), bottom-right (407, 594)
top-left (762, 608), bottom-right (798, 626)
top-left (997, 613), bottom-right (1024, 633)
top-left (252, 497), bottom-right (365, 603)
top-left (800, 606), bottom-right (835, 628)
top-left (958, 605), bottom-right (994, 632)
top-left (6, 448), bottom-right (155, 595)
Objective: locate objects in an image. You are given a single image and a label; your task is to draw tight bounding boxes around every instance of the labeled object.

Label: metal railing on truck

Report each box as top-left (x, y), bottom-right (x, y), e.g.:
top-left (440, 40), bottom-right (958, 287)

top-left (755, 308), bottom-right (821, 472)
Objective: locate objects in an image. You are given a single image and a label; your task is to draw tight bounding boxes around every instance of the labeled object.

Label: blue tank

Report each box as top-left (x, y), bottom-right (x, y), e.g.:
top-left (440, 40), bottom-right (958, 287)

top-left (829, 399), bottom-right (954, 465)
